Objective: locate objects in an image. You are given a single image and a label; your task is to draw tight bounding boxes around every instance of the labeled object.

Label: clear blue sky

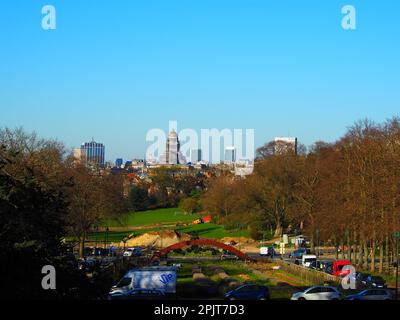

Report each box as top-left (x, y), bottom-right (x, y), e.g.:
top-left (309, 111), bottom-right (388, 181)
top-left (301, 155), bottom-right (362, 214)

top-left (1, 0), bottom-right (399, 161)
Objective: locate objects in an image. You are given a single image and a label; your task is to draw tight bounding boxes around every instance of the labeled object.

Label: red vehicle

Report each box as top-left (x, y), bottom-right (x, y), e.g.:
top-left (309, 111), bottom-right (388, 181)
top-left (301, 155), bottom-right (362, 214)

top-left (332, 260), bottom-right (351, 277)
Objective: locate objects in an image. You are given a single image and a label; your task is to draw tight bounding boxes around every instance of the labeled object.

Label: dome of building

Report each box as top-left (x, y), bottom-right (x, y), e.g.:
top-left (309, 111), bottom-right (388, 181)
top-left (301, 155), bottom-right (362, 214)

top-left (169, 129), bottom-right (178, 137)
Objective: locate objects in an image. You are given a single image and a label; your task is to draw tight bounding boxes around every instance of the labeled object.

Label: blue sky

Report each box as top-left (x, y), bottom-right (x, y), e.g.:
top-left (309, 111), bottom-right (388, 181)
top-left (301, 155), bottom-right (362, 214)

top-left (1, 0), bottom-right (399, 161)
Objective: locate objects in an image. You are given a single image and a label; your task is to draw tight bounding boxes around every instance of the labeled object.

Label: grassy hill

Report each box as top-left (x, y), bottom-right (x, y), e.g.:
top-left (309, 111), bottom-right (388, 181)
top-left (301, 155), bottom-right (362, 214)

top-left (88, 207), bottom-right (249, 242)
top-left (104, 207), bottom-right (201, 227)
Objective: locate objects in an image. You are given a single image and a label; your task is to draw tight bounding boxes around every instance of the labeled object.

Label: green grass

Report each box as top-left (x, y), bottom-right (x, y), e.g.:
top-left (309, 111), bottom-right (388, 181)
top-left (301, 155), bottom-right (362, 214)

top-left (176, 223), bottom-right (249, 239)
top-left (86, 222), bottom-right (250, 242)
top-left (83, 208), bottom-right (250, 242)
top-left (104, 207), bottom-right (201, 227)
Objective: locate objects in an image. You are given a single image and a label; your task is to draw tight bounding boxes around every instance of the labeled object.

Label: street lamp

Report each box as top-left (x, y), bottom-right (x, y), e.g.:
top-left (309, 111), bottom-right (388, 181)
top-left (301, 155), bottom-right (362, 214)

top-left (104, 226), bottom-right (109, 254)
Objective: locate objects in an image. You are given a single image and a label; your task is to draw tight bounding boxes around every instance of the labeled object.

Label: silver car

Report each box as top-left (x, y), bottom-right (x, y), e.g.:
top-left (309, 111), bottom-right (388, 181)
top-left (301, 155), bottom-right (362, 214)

top-left (291, 286), bottom-right (341, 300)
top-left (345, 289), bottom-right (394, 300)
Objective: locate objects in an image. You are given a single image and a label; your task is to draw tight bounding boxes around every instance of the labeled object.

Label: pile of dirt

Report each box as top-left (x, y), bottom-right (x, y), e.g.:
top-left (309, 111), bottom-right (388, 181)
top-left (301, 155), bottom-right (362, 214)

top-left (221, 237), bottom-right (256, 245)
top-left (125, 230), bottom-right (191, 248)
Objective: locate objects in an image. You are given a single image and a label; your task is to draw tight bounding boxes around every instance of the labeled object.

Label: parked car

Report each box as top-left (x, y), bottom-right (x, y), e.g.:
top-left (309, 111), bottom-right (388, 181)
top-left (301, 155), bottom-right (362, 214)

top-left (78, 258), bottom-right (98, 273)
top-left (302, 255), bottom-right (317, 267)
top-left (332, 260), bottom-right (351, 277)
top-left (322, 262), bottom-right (334, 274)
top-left (366, 275), bottom-right (387, 289)
top-left (315, 260), bottom-right (331, 271)
top-left (348, 272), bottom-right (370, 289)
top-left (308, 260), bottom-right (325, 271)
top-left (345, 289), bottom-right (393, 300)
top-left (289, 248), bottom-right (310, 260)
top-left (259, 246), bottom-right (276, 257)
top-left (109, 288), bottom-right (166, 300)
top-left (291, 286), bottom-right (341, 300)
top-left (224, 284), bottom-right (270, 300)
top-left (221, 251), bottom-right (239, 260)
top-left (123, 246), bottom-right (142, 257)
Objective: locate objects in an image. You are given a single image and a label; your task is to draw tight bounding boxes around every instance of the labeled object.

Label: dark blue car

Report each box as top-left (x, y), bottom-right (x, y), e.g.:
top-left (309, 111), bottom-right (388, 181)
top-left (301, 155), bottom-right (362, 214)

top-left (224, 284), bottom-right (270, 300)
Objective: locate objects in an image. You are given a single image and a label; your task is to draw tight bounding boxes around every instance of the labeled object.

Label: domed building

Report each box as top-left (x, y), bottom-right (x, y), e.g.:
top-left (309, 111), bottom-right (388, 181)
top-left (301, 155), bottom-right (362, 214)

top-left (159, 129), bottom-right (186, 165)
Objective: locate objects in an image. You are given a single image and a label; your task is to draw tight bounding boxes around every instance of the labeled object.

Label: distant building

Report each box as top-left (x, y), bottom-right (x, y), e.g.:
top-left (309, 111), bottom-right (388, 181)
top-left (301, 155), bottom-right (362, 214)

top-left (116, 158), bottom-right (123, 168)
top-left (124, 160), bottom-right (132, 168)
top-left (73, 148), bottom-right (84, 165)
top-left (234, 159), bottom-right (254, 177)
top-left (274, 137), bottom-right (298, 155)
top-left (190, 149), bottom-right (202, 164)
top-left (77, 139), bottom-right (105, 167)
top-left (105, 161), bottom-right (113, 169)
top-left (159, 129), bottom-right (186, 165)
top-left (224, 146), bottom-right (236, 163)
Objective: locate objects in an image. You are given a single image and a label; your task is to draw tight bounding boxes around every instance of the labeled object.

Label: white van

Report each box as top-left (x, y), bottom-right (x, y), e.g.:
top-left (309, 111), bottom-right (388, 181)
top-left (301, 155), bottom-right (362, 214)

top-left (260, 247), bottom-right (269, 255)
top-left (302, 254), bottom-right (317, 267)
top-left (109, 266), bottom-right (177, 298)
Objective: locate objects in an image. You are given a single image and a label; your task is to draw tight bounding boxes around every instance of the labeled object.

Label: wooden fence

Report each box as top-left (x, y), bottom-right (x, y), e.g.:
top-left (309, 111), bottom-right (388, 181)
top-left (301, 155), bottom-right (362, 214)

top-left (270, 259), bottom-right (341, 287)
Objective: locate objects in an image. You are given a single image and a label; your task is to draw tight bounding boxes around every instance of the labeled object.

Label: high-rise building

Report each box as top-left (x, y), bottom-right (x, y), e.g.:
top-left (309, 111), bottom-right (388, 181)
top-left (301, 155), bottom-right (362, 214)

top-left (190, 149), bottom-right (202, 164)
top-left (159, 129), bottom-right (186, 165)
top-left (274, 137), bottom-right (297, 155)
top-left (78, 139), bottom-right (105, 167)
top-left (224, 146), bottom-right (236, 163)
top-left (73, 148), bottom-right (84, 165)
top-left (115, 158), bottom-right (123, 168)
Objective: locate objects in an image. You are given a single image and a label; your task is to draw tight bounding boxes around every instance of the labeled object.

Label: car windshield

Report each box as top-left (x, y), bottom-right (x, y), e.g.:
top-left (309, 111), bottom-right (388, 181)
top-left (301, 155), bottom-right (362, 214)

top-left (371, 276), bottom-right (384, 282)
top-left (238, 285), bottom-right (256, 292)
top-left (116, 277), bottom-right (132, 287)
top-left (307, 287), bottom-right (322, 294)
top-left (336, 264), bottom-right (348, 271)
top-left (305, 258), bottom-right (316, 262)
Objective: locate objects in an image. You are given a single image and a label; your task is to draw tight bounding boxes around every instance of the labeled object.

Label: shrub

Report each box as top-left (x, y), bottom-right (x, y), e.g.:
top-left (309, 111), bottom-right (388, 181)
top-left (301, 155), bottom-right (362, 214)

top-left (249, 224), bottom-right (264, 241)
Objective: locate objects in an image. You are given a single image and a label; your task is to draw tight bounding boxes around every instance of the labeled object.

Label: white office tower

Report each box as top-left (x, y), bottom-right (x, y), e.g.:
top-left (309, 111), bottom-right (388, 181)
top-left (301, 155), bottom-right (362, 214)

top-left (224, 146), bottom-right (236, 163)
top-left (190, 149), bottom-right (202, 164)
top-left (160, 129), bottom-right (186, 165)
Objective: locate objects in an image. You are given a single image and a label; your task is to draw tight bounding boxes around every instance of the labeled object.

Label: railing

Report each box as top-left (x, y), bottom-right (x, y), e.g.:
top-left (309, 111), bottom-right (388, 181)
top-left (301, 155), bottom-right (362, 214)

top-left (269, 259), bottom-right (341, 286)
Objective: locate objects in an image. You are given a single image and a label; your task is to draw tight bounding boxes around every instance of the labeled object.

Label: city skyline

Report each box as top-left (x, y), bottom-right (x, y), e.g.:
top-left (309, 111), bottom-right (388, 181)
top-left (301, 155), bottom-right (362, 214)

top-left (1, 1), bottom-right (400, 161)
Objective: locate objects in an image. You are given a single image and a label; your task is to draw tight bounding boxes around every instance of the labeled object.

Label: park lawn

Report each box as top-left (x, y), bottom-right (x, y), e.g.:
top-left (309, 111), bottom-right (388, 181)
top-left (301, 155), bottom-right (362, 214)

top-left (81, 208), bottom-right (250, 243)
top-left (103, 207), bottom-right (202, 227)
top-left (86, 222), bottom-right (250, 242)
top-left (89, 207), bottom-right (249, 241)
top-left (176, 223), bottom-right (249, 239)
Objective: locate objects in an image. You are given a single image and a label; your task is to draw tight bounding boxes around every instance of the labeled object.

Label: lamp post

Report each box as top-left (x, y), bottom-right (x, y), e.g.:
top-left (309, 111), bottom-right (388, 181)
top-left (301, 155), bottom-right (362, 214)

top-left (94, 225), bottom-right (99, 255)
top-left (316, 229), bottom-right (320, 258)
top-left (394, 231), bottom-right (400, 301)
top-left (104, 226), bottom-right (109, 254)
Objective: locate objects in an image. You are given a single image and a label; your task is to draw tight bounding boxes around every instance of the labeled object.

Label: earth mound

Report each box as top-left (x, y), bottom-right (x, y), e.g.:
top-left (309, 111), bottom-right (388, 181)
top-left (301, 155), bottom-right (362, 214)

top-left (125, 230), bottom-right (191, 248)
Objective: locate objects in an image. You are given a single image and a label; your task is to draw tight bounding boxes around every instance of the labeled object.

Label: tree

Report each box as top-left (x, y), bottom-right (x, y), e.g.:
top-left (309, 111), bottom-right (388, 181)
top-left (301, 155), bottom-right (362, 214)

top-left (66, 165), bottom-right (126, 257)
top-left (179, 197), bottom-right (199, 214)
top-left (0, 129), bottom-right (88, 299)
top-left (202, 174), bottom-right (237, 219)
top-left (128, 185), bottom-right (150, 211)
